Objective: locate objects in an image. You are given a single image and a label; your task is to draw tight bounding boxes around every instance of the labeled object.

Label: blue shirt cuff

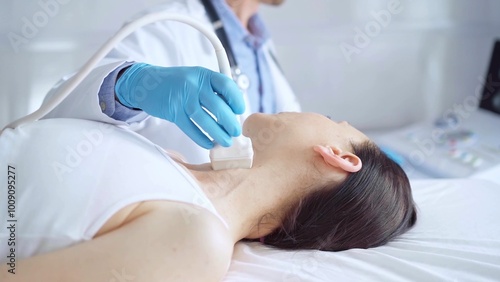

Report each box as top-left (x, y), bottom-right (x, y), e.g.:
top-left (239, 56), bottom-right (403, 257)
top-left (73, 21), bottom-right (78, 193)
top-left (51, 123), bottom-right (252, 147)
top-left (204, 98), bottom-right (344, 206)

top-left (98, 62), bottom-right (143, 121)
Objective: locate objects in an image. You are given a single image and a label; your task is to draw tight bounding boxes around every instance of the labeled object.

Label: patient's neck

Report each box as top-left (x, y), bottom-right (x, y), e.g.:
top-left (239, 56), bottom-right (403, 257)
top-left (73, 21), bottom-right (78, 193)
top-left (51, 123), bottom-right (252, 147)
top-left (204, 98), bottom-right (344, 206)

top-left (186, 161), bottom-right (303, 242)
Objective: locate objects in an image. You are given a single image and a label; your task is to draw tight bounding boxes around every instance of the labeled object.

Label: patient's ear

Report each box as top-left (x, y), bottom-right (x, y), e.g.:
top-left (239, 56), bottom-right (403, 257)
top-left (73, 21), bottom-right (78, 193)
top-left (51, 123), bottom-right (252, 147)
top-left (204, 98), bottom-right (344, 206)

top-left (313, 145), bottom-right (362, 173)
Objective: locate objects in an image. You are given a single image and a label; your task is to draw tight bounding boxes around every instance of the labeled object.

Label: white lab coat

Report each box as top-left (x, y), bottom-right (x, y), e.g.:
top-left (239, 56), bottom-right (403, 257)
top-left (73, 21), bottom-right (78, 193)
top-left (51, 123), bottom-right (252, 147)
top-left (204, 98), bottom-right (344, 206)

top-left (43, 0), bottom-right (300, 164)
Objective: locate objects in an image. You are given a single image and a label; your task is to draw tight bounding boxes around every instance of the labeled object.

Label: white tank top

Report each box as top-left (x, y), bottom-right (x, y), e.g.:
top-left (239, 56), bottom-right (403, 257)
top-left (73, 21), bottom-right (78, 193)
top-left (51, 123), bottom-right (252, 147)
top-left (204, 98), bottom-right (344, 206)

top-left (0, 119), bottom-right (226, 263)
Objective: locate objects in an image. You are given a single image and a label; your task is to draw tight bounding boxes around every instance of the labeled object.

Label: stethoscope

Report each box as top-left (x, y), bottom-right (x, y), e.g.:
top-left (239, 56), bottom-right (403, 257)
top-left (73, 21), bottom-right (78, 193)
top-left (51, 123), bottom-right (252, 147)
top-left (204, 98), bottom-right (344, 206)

top-left (200, 0), bottom-right (251, 92)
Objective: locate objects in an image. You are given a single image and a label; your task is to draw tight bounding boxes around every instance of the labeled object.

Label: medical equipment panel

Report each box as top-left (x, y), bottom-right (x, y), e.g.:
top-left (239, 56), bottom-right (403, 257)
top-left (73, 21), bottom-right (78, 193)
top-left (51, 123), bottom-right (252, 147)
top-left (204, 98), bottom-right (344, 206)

top-left (375, 40), bottom-right (500, 180)
top-left (376, 110), bottom-right (500, 179)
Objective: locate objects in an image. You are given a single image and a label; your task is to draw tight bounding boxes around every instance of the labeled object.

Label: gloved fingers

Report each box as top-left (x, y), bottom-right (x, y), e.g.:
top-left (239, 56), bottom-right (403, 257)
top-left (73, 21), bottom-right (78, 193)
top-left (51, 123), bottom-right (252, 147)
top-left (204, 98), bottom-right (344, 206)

top-left (188, 108), bottom-right (233, 147)
top-left (199, 91), bottom-right (241, 137)
top-left (209, 72), bottom-right (246, 115)
top-left (176, 114), bottom-right (215, 149)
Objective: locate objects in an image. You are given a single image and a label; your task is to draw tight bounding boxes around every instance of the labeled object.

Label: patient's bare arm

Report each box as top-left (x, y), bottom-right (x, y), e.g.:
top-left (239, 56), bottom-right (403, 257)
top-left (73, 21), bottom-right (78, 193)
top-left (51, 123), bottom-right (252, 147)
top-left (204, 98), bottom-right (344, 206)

top-left (0, 202), bottom-right (233, 282)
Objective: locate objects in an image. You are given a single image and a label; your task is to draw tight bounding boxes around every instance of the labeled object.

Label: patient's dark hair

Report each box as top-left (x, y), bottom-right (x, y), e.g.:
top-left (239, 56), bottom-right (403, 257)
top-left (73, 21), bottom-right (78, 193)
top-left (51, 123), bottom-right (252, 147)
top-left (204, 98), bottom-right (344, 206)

top-left (263, 140), bottom-right (417, 251)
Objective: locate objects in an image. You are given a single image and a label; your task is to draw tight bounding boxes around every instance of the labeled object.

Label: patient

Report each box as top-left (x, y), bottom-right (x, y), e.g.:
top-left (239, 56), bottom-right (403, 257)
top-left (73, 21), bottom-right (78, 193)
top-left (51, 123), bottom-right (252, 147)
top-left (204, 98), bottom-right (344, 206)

top-left (0, 112), bottom-right (416, 282)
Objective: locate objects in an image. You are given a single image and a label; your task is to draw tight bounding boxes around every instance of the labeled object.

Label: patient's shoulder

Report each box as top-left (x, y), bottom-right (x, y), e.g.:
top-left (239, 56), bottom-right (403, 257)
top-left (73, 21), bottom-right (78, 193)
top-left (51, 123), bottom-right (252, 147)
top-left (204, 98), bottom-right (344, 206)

top-left (97, 200), bottom-right (231, 244)
top-left (101, 200), bottom-right (233, 281)
top-left (138, 201), bottom-right (234, 280)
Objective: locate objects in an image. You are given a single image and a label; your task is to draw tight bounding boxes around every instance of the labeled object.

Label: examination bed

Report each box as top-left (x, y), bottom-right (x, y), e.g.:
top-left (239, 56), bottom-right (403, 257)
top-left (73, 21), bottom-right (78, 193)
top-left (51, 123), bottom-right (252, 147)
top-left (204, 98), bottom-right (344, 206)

top-left (224, 178), bottom-right (500, 281)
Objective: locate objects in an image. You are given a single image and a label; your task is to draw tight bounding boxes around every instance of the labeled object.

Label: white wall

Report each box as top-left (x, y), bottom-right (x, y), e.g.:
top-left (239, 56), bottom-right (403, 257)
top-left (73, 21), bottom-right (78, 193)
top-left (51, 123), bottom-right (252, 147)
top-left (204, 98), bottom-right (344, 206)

top-left (0, 0), bottom-right (167, 128)
top-left (1, 0), bottom-right (499, 130)
top-left (261, 0), bottom-right (500, 130)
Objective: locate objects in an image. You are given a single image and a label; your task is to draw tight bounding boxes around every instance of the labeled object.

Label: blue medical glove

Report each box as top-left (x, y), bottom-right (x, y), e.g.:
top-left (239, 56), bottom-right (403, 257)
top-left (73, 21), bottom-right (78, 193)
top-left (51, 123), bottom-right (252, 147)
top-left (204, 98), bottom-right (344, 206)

top-left (115, 63), bottom-right (245, 149)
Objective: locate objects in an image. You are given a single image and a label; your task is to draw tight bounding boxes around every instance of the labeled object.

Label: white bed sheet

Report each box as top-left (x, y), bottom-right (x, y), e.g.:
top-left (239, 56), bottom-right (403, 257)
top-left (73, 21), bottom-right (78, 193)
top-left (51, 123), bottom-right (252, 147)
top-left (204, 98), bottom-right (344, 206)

top-left (224, 179), bottom-right (500, 282)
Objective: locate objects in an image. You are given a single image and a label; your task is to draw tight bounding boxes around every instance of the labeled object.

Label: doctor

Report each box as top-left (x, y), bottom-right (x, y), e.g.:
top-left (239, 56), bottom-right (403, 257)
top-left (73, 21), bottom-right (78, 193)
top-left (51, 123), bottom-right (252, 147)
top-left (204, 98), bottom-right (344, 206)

top-left (43, 0), bottom-right (300, 164)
